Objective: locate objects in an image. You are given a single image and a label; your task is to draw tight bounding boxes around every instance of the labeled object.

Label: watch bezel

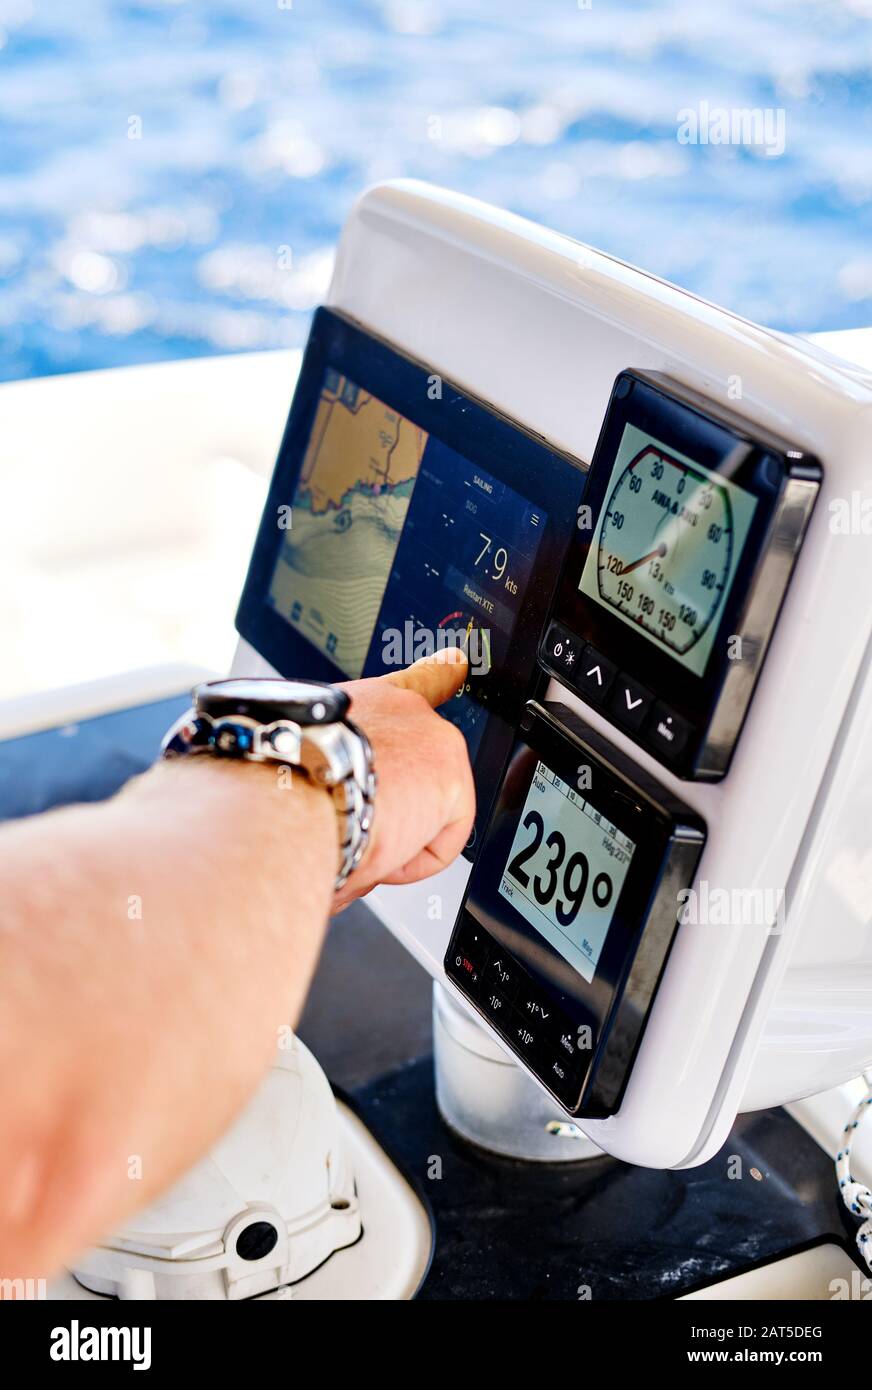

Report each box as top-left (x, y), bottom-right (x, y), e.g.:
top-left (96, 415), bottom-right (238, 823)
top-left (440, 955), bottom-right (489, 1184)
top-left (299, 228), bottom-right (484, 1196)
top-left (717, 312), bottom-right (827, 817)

top-left (193, 678), bottom-right (350, 727)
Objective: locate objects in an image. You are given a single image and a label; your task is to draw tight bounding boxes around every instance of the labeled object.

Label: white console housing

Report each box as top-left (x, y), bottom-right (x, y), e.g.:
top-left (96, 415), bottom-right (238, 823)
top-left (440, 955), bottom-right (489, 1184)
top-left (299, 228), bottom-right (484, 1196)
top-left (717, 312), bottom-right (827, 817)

top-left (234, 180), bottom-right (872, 1169)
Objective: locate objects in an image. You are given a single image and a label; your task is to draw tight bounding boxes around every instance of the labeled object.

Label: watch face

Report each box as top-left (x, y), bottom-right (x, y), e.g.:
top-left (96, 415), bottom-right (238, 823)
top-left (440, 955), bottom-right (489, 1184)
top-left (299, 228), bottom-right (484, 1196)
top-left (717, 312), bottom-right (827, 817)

top-left (195, 678), bottom-right (349, 725)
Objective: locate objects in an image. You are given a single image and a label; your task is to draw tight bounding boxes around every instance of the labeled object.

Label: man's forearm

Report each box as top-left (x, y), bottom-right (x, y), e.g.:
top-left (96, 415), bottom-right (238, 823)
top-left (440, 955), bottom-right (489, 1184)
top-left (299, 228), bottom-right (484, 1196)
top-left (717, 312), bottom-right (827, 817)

top-left (0, 757), bottom-right (335, 1278)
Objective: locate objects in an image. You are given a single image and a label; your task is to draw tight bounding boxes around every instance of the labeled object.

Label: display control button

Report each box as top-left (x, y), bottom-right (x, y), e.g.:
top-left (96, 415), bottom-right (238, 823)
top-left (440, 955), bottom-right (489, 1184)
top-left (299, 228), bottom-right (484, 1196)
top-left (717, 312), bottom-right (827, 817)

top-left (480, 986), bottom-right (514, 1029)
top-left (455, 920), bottom-right (491, 970)
top-left (450, 950), bottom-right (483, 995)
top-left (609, 674), bottom-right (654, 732)
top-left (449, 921), bottom-right (492, 997)
top-left (542, 622), bottom-right (585, 680)
top-left (574, 645), bottom-right (617, 706)
top-left (451, 952), bottom-right (483, 995)
top-left (516, 983), bottom-right (556, 1032)
top-left (508, 1011), bottom-right (543, 1062)
top-left (546, 1053), bottom-right (583, 1108)
top-left (646, 701), bottom-right (692, 761)
top-left (485, 952), bottom-right (522, 1001)
top-left (555, 1025), bottom-right (580, 1062)
top-left (537, 997), bottom-right (576, 1050)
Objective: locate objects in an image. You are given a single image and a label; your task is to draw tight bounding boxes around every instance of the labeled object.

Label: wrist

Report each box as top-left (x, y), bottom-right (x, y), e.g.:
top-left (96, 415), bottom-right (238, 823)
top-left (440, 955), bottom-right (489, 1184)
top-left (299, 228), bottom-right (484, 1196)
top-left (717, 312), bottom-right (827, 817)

top-left (126, 756), bottom-right (338, 892)
top-left (159, 680), bottom-right (376, 891)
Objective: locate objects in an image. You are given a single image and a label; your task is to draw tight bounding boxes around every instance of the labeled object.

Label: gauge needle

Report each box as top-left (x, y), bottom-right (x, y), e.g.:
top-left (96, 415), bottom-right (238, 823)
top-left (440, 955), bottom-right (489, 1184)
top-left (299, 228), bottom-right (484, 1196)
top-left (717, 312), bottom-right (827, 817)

top-left (619, 542), bottom-right (667, 576)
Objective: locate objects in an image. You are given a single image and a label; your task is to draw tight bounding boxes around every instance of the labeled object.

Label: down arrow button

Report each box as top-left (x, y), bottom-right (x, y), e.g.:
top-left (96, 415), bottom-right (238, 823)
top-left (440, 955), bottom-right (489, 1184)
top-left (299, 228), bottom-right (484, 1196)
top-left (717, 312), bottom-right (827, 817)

top-left (609, 674), bottom-right (654, 732)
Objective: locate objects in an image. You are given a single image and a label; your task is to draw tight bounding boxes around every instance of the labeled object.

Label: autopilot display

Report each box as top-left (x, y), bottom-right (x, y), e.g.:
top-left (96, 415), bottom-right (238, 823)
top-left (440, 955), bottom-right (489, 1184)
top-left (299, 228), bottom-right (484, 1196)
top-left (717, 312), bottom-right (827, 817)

top-left (446, 701), bottom-right (706, 1116)
top-left (498, 758), bottom-right (635, 985)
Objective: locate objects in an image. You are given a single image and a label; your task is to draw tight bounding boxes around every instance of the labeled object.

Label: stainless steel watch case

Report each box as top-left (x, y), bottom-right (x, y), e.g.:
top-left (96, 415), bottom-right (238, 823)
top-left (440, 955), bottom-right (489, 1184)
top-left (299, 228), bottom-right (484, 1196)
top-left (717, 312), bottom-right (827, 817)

top-left (161, 705), bottom-right (376, 890)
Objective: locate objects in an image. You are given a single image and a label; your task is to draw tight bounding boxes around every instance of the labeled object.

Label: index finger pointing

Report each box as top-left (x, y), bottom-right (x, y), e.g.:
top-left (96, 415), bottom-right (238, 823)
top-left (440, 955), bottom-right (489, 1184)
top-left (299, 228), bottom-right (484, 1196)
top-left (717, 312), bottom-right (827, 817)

top-left (382, 646), bottom-right (468, 708)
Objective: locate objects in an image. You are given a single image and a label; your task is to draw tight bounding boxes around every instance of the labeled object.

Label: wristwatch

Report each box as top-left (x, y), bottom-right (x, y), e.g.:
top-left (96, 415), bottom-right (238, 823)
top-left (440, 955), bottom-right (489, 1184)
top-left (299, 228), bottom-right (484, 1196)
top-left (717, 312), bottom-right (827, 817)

top-left (161, 678), bottom-right (376, 890)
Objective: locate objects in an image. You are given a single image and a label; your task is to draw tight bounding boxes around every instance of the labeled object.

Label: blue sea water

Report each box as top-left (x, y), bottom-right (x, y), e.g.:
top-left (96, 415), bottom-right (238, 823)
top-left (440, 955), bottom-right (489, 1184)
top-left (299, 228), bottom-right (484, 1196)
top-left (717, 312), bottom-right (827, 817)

top-left (1, 0), bottom-right (871, 383)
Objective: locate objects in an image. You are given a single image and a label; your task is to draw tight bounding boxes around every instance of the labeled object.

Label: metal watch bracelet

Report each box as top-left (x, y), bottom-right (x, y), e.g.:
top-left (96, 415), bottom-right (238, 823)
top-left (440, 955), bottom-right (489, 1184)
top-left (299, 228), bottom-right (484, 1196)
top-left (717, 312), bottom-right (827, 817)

top-left (161, 710), bottom-right (376, 890)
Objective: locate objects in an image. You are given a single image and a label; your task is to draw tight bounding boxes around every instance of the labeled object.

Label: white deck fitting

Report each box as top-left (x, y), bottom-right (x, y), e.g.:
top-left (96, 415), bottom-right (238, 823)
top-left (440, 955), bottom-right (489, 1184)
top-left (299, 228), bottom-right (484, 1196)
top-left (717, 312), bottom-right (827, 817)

top-left (49, 1103), bottom-right (434, 1303)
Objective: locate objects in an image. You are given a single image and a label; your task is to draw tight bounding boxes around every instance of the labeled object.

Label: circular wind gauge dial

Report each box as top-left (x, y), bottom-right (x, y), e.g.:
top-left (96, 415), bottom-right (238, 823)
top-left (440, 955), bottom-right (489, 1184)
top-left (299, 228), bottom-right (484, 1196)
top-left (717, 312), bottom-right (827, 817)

top-left (595, 446), bottom-right (734, 658)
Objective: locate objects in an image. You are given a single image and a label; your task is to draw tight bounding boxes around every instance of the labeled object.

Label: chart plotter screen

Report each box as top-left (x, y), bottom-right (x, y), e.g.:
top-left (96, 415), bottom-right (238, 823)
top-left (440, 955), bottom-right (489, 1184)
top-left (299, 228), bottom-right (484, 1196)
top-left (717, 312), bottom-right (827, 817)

top-left (266, 367), bottom-right (549, 759)
top-left (237, 307), bottom-right (585, 847)
top-left (268, 370), bottom-right (428, 679)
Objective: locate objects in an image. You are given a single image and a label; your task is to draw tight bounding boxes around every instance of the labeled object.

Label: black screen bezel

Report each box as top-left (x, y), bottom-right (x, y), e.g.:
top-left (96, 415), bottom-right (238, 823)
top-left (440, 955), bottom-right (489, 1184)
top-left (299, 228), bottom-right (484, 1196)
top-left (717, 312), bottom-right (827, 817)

top-left (449, 703), bottom-right (704, 1115)
top-left (543, 371), bottom-right (806, 769)
top-left (235, 307), bottom-right (587, 846)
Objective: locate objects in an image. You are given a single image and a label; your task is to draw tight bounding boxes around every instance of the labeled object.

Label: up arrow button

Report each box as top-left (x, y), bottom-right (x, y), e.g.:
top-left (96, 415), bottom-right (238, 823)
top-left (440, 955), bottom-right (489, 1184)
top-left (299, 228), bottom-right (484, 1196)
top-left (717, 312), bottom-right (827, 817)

top-left (572, 644), bottom-right (617, 706)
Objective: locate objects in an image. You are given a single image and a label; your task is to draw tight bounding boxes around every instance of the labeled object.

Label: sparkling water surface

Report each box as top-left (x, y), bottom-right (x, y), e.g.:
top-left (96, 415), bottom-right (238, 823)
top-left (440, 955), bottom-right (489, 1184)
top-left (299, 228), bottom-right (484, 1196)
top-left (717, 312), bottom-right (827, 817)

top-left (1, 0), bottom-right (871, 382)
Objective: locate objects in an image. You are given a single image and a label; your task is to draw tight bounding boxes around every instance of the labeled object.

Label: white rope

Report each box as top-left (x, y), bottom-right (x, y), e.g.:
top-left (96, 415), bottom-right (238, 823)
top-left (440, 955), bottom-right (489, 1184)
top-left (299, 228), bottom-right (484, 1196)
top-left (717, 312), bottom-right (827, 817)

top-left (835, 1089), bottom-right (872, 1273)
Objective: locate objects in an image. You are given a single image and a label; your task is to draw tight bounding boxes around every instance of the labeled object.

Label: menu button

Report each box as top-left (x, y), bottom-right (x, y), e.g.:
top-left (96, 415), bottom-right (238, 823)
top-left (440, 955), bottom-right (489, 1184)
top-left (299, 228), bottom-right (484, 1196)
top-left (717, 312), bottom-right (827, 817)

top-left (556, 1029), bottom-right (577, 1059)
top-left (647, 701), bottom-right (692, 760)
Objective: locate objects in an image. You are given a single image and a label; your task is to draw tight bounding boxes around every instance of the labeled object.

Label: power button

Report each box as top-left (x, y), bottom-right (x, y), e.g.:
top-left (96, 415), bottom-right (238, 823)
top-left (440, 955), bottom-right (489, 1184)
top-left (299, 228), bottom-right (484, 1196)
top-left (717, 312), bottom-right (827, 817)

top-left (542, 621), bottom-right (585, 681)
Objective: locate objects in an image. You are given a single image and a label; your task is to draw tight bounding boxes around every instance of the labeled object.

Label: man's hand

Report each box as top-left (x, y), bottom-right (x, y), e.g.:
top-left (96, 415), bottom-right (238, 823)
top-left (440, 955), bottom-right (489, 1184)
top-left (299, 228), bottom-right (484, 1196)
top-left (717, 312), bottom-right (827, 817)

top-left (334, 646), bottom-right (475, 907)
